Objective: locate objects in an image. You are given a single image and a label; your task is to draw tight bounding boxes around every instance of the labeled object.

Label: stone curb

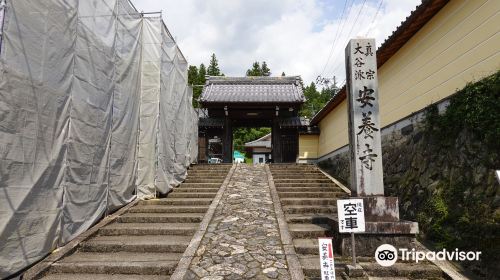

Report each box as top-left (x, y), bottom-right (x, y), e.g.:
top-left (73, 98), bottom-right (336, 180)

top-left (415, 241), bottom-right (468, 280)
top-left (317, 166), bottom-right (352, 195)
top-left (22, 198), bottom-right (140, 280)
top-left (170, 164), bottom-right (237, 280)
top-left (265, 165), bottom-right (305, 280)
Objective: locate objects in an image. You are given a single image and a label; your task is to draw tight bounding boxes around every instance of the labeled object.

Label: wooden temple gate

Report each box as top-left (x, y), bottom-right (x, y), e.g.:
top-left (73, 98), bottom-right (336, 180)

top-left (197, 76), bottom-right (308, 163)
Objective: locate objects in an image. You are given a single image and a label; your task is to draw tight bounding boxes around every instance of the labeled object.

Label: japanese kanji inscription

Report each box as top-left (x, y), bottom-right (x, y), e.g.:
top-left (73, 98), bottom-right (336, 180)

top-left (345, 39), bottom-right (384, 196)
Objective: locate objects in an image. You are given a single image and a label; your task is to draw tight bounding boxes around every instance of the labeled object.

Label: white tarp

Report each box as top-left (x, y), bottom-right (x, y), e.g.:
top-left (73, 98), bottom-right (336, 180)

top-left (0, 0), bottom-right (197, 277)
top-left (0, 0), bottom-right (5, 53)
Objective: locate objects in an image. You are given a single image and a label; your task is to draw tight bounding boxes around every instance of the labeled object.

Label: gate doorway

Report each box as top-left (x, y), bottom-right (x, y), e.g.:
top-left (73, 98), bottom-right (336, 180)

top-left (198, 76), bottom-right (306, 163)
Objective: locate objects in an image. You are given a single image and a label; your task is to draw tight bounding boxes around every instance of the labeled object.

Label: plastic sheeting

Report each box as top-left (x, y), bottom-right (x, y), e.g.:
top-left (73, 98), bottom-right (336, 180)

top-left (0, 0), bottom-right (4, 54)
top-left (0, 0), bottom-right (198, 278)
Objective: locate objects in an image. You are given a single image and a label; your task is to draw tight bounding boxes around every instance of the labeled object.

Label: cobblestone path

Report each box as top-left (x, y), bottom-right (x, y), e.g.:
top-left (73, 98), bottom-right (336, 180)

top-left (187, 164), bottom-right (291, 280)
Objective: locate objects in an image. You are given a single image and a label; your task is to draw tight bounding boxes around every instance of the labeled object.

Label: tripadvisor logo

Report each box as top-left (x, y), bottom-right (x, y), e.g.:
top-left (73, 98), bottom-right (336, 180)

top-left (374, 244), bottom-right (482, 267)
top-left (375, 244), bottom-right (398, 267)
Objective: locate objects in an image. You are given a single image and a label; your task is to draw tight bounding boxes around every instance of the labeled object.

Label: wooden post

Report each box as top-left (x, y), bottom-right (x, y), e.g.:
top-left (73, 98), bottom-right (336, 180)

top-left (272, 118), bottom-right (282, 163)
top-left (223, 117), bottom-right (232, 163)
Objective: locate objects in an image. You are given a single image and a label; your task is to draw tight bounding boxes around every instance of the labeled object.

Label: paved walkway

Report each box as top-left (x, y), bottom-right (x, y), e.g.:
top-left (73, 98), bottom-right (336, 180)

top-left (186, 164), bottom-right (291, 280)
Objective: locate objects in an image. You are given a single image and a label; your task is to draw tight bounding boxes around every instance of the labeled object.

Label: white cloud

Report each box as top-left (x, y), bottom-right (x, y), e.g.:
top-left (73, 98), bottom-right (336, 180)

top-left (132, 0), bottom-right (421, 85)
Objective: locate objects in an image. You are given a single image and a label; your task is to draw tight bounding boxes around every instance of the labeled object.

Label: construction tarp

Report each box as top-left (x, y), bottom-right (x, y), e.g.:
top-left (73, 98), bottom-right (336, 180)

top-left (0, 0), bottom-right (197, 278)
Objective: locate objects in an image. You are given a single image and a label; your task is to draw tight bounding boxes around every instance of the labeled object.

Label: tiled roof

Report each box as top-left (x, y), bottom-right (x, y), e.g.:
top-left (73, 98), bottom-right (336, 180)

top-left (310, 0), bottom-right (449, 125)
top-left (279, 117), bottom-right (310, 128)
top-left (245, 133), bottom-right (272, 148)
top-left (200, 76), bottom-right (305, 104)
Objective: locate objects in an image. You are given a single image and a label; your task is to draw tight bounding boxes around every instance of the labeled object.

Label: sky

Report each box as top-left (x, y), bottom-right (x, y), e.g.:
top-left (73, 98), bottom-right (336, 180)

top-left (132, 0), bottom-right (421, 86)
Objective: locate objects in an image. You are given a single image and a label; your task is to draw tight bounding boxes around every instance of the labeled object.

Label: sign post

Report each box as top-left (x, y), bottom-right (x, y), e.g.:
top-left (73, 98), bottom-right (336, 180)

top-left (337, 198), bottom-right (365, 269)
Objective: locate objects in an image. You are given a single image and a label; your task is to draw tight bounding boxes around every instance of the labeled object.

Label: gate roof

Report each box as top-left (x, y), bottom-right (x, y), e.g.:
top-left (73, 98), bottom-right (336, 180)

top-left (200, 76), bottom-right (305, 105)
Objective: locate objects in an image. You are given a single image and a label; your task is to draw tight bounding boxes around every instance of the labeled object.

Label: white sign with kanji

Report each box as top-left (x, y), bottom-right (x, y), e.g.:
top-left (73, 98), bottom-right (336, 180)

top-left (318, 238), bottom-right (336, 280)
top-left (337, 199), bottom-right (365, 233)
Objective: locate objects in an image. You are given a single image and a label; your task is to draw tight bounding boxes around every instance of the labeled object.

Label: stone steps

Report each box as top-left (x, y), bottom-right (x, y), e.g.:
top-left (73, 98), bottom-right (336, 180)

top-left (79, 235), bottom-right (191, 253)
top-left (183, 178), bottom-right (225, 183)
top-left (282, 205), bottom-right (337, 214)
top-left (271, 164), bottom-right (350, 279)
top-left (118, 213), bottom-right (204, 223)
top-left (37, 164), bottom-right (230, 279)
top-left (281, 197), bottom-right (338, 206)
top-left (167, 192), bottom-right (217, 198)
top-left (186, 171), bottom-right (228, 175)
top-left (99, 223), bottom-right (199, 236)
top-left (299, 254), bottom-right (346, 278)
top-left (361, 262), bottom-right (446, 278)
top-left (172, 187), bottom-right (220, 193)
top-left (40, 274), bottom-right (168, 280)
top-left (138, 198), bottom-right (213, 206)
top-left (48, 252), bottom-right (180, 275)
top-left (180, 183), bottom-right (222, 188)
top-left (272, 174), bottom-right (327, 179)
top-left (128, 205), bottom-right (209, 213)
top-left (276, 186), bottom-right (340, 192)
top-left (274, 182), bottom-right (340, 188)
top-left (285, 214), bottom-right (335, 224)
top-left (278, 191), bottom-right (345, 198)
top-left (273, 179), bottom-right (332, 183)
top-left (288, 223), bottom-right (333, 238)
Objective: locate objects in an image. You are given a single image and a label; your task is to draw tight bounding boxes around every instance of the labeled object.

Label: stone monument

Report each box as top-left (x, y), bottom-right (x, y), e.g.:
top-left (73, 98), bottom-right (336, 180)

top-left (342, 38), bottom-right (418, 255)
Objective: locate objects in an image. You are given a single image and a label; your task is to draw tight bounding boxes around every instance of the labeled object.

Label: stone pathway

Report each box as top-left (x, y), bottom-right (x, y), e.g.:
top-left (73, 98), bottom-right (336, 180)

top-left (186, 164), bottom-right (291, 280)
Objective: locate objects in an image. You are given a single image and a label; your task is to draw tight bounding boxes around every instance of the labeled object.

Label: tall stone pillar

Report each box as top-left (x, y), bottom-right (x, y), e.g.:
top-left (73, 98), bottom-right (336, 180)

top-left (342, 38), bottom-right (418, 255)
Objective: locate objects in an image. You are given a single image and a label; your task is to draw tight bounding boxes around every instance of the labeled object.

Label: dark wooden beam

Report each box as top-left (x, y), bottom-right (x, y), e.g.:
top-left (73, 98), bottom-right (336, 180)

top-left (223, 117), bottom-right (233, 163)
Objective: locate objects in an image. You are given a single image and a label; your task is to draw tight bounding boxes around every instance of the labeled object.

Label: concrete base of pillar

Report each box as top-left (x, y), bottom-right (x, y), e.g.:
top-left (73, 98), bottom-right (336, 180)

top-left (336, 196), bottom-right (419, 256)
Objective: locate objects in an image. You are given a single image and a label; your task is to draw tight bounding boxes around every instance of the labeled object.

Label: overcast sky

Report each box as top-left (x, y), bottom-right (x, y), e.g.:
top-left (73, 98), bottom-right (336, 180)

top-left (132, 0), bottom-right (421, 86)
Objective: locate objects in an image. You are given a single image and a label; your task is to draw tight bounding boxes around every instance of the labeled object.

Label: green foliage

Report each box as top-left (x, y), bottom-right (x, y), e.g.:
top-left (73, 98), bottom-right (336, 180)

top-left (261, 61), bottom-right (271, 76)
top-left (299, 82), bottom-right (336, 118)
top-left (207, 53), bottom-right (222, 76)
top-left (233, 127), bottom-right (271, 154)
top-left (424, 71), bottom-right (500, 153)
top-left (417, 71), bottom-right (500, 273)
top-left (188, 53), bottom-right (224, 107)
top-left (246, 61), bottom-right (271, 76)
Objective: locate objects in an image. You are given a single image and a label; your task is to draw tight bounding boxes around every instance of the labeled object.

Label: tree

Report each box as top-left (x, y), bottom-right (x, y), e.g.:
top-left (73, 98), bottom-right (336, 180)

top-left (207, 53), bottom-right (222, 76)
top-left (281, 72), bottom-right (286, 76)
top-left (233, 127), bottom-right (271, 155)
top-left (261, 61), bottom-right (271, 76)
top-left (198, 63), bottom-right (207, 82)
top-left (188, 65), bottom-right (198, 85)
top-left (246, 61), bottom-right (262, 76)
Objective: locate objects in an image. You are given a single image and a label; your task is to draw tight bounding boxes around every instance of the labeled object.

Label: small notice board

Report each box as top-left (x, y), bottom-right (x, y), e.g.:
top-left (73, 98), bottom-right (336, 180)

top-left (337, 198), bottom-right (365, 233)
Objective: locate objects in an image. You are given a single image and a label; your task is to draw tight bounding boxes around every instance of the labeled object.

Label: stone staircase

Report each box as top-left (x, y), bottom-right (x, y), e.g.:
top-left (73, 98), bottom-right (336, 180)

top-left (36, 164), bottom-right (231, 280)
top-left (269, 164), bottom-right (446, 280)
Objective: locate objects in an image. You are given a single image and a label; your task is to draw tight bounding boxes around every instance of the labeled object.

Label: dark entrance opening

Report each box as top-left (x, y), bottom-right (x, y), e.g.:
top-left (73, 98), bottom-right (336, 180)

top-left (197, 76), bottom-right (307, 163)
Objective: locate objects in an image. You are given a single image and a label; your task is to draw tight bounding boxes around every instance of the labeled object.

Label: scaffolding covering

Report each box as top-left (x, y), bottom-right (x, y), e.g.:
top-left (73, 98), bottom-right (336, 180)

top-left (0, 0), bottom-right (198, 277)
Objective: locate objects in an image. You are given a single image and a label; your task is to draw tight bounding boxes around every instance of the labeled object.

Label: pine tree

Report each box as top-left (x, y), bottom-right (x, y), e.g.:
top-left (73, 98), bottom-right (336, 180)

top-left (261, 61), bottom-right (271, 76)
top-left (207, 53), bottom-right (221, 76)
top-left (188, 65), bottom-right (198, 85)
top-left (198, 63), bottom-right (207, 82)
top-left (246, 61), bottom-right (262, 76)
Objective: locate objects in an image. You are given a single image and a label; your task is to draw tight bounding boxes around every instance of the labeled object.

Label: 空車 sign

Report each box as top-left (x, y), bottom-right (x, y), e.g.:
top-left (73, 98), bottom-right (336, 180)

top-left (337, 199), bottom-right (365, 233)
